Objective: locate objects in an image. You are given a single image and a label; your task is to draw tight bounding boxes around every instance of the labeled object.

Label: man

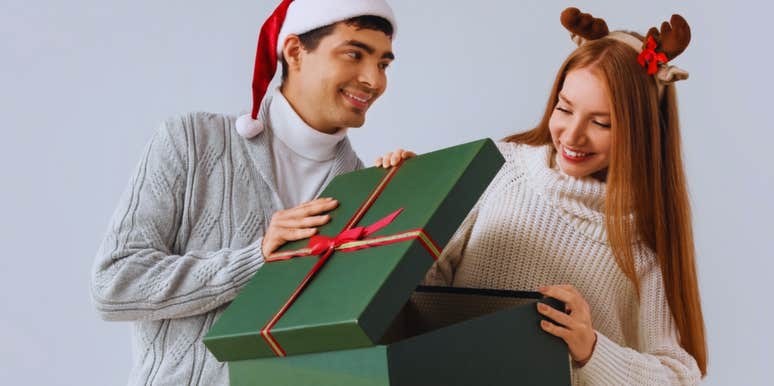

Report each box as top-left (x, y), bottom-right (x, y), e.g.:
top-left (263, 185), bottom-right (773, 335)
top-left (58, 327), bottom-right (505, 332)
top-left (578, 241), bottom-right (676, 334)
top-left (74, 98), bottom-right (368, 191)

top-left (91, 1), bottom-right (397, 384)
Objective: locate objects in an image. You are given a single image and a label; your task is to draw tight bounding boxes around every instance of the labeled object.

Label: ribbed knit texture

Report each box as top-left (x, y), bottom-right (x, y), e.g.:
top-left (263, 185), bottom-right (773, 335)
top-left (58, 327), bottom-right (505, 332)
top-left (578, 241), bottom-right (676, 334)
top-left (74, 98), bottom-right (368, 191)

top-left (424, 142), bottom-right (701, 385)
top-left (268, 87), bottom-right (348, 208)
top-left (91, 95), bottom-right (363, 385)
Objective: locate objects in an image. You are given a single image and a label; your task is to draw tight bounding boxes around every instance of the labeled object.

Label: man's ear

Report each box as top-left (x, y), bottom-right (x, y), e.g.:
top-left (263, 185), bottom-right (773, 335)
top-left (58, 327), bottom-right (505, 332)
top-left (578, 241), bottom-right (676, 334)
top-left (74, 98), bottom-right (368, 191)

top-left (282, 35), bottom-right (303, 73)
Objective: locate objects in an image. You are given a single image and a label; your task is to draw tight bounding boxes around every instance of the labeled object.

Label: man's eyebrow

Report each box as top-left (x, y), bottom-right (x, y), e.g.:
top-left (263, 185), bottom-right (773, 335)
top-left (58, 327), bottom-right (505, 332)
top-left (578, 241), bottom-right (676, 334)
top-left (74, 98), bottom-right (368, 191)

top-left (343, 40), bottom-right (374, 53)
top-left (342, 40), bottom-right (395, 60)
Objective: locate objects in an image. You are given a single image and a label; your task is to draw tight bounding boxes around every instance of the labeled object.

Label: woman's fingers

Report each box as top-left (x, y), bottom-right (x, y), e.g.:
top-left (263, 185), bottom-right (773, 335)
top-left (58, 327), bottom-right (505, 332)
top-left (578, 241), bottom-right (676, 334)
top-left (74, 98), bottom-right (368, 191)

top-left (539, 285), bottom-right (574, 303)
top-left (539, 285), bottom-right (585, 314)
top-left (537, 302), bottom-right (578, 329)
top-left (540, 319), bottom-right (571, 339)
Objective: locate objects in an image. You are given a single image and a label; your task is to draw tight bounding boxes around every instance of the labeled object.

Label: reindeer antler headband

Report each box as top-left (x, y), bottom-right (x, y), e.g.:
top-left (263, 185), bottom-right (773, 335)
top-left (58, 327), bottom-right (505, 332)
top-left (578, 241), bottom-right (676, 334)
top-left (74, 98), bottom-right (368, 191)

top-left (560, 7), bottom-right (691, 98)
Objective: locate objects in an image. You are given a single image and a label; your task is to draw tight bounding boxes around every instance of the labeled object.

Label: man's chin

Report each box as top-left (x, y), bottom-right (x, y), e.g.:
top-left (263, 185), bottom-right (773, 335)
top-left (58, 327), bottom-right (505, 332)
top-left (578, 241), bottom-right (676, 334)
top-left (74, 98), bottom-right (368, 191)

top-left (339, 115), bottom-right (366, 129)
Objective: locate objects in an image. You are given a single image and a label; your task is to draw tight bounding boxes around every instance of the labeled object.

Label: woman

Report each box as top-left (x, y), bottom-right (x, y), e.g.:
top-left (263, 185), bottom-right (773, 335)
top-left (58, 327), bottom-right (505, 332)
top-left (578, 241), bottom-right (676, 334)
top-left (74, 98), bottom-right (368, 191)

top-left (377, 8), bottom-right (706, 385)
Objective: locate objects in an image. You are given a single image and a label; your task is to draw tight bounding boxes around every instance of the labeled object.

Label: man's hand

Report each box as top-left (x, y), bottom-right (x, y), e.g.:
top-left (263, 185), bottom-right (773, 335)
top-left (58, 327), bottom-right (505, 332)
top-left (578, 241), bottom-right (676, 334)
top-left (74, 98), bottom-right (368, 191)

top-left (374, 148), bottom-right (416, 168)
top-left (261, 198), bottom-right (339, 257)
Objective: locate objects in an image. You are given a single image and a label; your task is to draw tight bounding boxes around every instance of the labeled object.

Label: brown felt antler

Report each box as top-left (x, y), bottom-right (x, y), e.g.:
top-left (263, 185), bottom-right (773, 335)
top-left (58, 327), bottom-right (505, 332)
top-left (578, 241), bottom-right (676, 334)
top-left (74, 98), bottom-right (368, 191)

top-left (560, 7), bottom-right (609, 41)
top-left (646, 14), bottom-right (691, 60)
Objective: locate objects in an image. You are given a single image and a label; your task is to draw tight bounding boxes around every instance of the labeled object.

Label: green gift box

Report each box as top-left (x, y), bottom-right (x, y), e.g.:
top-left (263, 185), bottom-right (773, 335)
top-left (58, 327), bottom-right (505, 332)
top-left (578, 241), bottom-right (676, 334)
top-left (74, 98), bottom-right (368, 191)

top-left (228, 286), bottom-right (570, 386)
top-left (204, 138), bottom-right (505, 360)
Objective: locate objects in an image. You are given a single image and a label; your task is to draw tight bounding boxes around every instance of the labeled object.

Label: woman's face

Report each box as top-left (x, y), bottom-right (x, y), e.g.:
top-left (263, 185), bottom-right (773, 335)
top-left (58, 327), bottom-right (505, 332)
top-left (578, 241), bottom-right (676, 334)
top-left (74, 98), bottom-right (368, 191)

top-left (549, 67), bottom-right (613, 180)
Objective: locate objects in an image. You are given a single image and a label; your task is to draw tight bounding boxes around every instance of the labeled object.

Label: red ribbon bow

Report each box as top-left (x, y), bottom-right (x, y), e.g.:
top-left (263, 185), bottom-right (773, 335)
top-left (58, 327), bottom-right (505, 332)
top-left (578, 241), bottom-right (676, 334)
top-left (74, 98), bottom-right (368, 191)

top-left (308, 208), bottom-right (404, 255)
top-left (637, 35), bottom-right (669, 75)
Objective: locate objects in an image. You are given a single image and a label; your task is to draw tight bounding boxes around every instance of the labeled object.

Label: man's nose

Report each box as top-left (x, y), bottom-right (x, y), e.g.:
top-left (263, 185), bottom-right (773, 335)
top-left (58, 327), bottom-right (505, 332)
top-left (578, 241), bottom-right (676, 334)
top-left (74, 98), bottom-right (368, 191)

top-left (358, 63), bottom-right (383, 91)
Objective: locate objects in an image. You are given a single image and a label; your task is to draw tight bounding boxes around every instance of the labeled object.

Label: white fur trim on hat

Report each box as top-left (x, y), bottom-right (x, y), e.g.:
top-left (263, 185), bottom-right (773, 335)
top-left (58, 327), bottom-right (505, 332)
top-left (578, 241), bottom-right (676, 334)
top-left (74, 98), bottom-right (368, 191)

top-left (277, 0), bottom-right (396, 57)
top-left (236, 114), bottom-right (264, 138)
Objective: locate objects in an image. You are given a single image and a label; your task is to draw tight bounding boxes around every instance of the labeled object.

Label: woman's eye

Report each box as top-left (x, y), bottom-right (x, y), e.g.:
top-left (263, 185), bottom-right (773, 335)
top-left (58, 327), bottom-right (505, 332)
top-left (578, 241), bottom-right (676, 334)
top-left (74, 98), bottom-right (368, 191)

top-left (556, 106), bottom-right (571, 114)
top-left (593, 120), bottom-right (611, 128)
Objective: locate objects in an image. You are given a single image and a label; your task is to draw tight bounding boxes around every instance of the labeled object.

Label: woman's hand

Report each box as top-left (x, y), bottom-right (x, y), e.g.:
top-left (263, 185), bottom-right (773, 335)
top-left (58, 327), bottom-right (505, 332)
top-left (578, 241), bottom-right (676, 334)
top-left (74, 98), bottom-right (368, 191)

top-left (374, 148), bottom-right (416, 168)
top-left (537, 284), bottom-right (598, 365)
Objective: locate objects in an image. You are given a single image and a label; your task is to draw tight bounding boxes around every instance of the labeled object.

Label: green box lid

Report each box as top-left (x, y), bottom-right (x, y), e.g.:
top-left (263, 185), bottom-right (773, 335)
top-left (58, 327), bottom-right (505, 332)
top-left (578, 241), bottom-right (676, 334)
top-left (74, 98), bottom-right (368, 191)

top-left (204, 138), bottom-right (504, 361)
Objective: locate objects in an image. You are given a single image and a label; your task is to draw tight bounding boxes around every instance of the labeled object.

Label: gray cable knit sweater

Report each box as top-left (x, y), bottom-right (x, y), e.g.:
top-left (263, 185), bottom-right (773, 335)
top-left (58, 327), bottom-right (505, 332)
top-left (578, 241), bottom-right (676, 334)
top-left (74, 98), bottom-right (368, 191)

top-left (91, 106), bottom-right (363, 385)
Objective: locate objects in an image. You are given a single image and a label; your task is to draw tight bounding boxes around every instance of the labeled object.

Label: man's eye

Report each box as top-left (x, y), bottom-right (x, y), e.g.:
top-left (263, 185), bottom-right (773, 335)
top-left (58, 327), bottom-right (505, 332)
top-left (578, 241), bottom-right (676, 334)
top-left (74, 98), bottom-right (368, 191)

top-left (379, 62), bottom-right (390, 70)
top-left (346, 51), bottom-right (361, 59)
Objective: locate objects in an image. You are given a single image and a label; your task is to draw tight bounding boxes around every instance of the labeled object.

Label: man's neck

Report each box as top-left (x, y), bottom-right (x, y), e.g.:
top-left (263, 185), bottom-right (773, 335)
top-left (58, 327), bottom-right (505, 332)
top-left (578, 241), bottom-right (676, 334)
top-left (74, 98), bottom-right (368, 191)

top-left (268, 87), bottom-right (346, 162)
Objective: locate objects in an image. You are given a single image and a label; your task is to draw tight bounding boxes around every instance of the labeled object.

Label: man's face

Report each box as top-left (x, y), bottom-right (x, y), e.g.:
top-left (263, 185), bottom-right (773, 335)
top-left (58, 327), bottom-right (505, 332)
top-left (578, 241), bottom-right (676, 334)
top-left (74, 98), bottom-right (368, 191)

top-left (287, 23), bottom-right (394, 133)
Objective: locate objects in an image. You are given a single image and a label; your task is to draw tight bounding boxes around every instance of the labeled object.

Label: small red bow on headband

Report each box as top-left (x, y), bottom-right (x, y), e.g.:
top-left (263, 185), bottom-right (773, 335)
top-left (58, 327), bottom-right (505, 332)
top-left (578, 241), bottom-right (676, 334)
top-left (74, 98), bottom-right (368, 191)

top-left (637, 35), bottom-right (669, 75)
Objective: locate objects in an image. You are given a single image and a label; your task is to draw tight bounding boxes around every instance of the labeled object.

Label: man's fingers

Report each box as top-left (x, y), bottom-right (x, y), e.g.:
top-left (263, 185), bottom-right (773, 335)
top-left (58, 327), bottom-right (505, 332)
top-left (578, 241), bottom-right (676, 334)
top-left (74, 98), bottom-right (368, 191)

top-left (302, 199), bottom-right (339, 216)
top-left (274, 198), bottom-right (333, 220)
top-left (304, 197), bottom-right (336, 208)
top-left (391, 152), bottom-right (402, 166)
top-left (376, 153), bottom-right (389, 168)
top-left (285, 228), bottom-right (317, 241)
top-left (282, 227), bottom-right (318, 241)
top-left (375, 149), bottom-right (417, 169)
top-left (262, 227), bottom-right (317, 256)
top-left (261, 237), bottom-right (283, 257)
top-left (381, 154), bottom-right (392, 168)
top-left (275, 214), bottom-right (331, 228)
top-left (297, 197), bottom-right (336, 209)
top-left (282, 199), bottom-right (338, 219)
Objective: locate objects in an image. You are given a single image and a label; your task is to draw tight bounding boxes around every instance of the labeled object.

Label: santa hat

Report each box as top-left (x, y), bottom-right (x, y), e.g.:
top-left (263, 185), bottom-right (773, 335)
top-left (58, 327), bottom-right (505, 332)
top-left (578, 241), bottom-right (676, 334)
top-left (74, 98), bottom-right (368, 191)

top-left (236, 0), bottom-right (397, 138)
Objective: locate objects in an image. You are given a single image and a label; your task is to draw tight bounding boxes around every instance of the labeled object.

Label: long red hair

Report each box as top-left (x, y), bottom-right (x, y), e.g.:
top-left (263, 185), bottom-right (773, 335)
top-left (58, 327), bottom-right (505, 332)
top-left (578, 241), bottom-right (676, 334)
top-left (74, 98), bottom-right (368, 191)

top-left (505, 36), bottom-right (707, 375)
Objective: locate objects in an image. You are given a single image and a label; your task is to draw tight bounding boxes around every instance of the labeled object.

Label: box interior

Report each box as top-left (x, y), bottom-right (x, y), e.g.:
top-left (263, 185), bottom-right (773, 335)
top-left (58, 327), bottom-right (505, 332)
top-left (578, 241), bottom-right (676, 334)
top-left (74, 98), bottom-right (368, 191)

top-left (379, 285), bottom-right (547, 344)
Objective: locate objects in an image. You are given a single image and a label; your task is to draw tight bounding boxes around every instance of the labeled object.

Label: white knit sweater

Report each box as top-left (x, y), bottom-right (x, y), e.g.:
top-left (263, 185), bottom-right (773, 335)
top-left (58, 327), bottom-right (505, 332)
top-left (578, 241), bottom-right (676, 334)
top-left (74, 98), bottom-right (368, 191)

top-left (424, 142), bottom-right (702, 385)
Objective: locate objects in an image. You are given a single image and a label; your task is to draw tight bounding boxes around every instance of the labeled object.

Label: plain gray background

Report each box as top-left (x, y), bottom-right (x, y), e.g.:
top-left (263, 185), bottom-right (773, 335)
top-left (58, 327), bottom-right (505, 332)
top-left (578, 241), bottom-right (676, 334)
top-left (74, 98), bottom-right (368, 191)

top-left (2, 0), bottom-right (772, 384)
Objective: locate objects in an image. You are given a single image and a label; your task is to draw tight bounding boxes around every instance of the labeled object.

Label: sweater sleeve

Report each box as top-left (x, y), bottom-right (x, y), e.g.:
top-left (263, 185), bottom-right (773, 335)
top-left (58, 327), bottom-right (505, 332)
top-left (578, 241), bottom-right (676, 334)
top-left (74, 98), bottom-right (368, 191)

top-left (355, 155), bottom-right (365, 170)
top-left (90, 117), bottom-right (265, 322)
top-left (422, 204), bottom-right (480, 286)
top-left (574, 258), bottom-right (702, 385)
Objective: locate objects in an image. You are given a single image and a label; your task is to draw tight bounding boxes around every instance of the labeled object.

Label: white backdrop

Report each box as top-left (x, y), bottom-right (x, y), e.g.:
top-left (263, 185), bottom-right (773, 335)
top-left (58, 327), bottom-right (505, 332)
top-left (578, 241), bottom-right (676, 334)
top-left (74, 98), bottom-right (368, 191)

top-left (1, 0), bottom-right (772, 384)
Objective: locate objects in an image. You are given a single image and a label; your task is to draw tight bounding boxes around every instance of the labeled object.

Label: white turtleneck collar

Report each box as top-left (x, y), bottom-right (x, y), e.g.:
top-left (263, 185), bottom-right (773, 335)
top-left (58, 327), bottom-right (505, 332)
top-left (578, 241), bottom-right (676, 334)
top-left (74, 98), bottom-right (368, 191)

top-left (520, 144), bottom-right (608, 241)
top-left (269, 88), bottom-right (347, 162)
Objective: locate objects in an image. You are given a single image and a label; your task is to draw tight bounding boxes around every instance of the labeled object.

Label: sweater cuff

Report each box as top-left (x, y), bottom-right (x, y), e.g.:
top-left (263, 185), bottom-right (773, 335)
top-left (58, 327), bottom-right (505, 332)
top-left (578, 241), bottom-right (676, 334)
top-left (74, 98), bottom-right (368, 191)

top-left (575, 331), bottom-right (631, 384)
top-left (226, 237), bottom-right (265, 288)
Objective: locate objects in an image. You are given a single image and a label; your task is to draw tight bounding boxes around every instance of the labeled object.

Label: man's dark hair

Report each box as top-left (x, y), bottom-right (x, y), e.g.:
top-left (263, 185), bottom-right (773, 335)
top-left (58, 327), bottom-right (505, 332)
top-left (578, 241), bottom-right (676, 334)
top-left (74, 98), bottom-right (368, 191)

top-left (280, 15), bottom-right (394, 82)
